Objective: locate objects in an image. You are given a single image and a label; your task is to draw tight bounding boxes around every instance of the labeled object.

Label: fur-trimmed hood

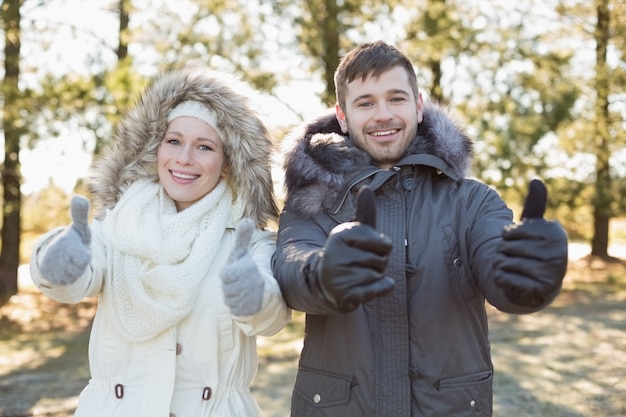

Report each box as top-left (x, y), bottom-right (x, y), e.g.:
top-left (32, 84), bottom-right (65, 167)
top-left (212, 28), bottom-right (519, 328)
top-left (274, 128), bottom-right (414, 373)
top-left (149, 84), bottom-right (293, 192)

top-left (282, 103), bottom-right (473, 217)
top-left (88, 67), bottom-right (278, 228)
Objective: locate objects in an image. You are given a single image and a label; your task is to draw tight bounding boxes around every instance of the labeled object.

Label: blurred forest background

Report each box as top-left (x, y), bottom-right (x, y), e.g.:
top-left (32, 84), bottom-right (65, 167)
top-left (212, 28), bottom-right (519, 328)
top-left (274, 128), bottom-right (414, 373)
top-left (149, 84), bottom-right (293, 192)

top-left (0, 0), bottom-right (625, 303)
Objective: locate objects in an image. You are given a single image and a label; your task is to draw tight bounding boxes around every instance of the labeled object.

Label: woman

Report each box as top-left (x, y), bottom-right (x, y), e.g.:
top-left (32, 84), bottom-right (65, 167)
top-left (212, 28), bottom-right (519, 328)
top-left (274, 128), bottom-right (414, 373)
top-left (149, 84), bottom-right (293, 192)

top-left (29, 67), bottom-right (290, 417)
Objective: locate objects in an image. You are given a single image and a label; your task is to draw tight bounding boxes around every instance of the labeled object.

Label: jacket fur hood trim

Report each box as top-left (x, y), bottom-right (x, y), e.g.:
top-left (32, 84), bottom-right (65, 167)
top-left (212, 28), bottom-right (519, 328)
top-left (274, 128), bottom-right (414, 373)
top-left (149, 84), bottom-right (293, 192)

top-left (281, 103), bottom-right (472, 217)
top-left (88, 67), bottom-right (278, 228)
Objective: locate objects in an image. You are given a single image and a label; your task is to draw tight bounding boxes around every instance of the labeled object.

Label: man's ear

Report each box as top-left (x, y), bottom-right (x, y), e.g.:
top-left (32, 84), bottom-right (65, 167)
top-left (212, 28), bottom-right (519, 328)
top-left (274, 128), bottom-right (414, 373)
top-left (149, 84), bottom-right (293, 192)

top-left (335, 104), bottom-right (348, 134)
top-left (416, 93), bottom-right (424, 124)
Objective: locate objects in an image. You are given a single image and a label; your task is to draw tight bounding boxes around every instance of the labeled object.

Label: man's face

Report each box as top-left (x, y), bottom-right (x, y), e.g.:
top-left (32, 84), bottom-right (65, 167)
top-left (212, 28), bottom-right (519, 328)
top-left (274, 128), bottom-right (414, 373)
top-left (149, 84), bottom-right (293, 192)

top-left (336, 66), bottom-right (424, 169)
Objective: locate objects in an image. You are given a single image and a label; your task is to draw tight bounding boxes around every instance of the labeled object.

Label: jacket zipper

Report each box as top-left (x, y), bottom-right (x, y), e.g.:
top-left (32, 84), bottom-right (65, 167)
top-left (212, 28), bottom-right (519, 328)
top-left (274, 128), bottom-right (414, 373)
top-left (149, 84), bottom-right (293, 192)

top-left (331, 167), bottom-right (400, 215)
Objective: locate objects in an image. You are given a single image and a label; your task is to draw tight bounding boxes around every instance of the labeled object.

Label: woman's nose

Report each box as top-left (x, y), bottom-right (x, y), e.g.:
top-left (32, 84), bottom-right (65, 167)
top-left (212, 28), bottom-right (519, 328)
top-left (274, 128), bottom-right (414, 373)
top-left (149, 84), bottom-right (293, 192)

top-left (176, 145), bottom-right (194, 165)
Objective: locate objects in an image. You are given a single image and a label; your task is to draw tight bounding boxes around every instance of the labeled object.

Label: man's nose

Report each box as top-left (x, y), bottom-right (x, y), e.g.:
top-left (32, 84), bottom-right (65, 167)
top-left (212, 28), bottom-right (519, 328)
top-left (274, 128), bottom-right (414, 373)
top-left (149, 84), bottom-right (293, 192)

top-left (373, 102), bottom-right (393, 121)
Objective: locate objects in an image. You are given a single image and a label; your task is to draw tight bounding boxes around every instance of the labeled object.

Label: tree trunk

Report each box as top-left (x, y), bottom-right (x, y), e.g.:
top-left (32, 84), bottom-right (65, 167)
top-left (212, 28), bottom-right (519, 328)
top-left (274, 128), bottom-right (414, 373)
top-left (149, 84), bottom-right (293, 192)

top-left (425, 0), bottom-right (446, 103)
top-left (320, 0), bottom-right (340, 106)
top-left (590, 0), bottom-right (611, 258)
top-left (117, 0), bottom-right (130, 59)
top-left (0, 0), bottom-right (23, 305)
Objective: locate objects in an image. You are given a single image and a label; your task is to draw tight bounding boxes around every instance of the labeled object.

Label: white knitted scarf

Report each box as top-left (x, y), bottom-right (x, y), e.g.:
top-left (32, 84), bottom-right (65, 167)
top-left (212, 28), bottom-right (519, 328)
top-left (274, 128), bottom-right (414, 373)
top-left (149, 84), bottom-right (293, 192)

top-left (101, 178), bottom-right (233, 342)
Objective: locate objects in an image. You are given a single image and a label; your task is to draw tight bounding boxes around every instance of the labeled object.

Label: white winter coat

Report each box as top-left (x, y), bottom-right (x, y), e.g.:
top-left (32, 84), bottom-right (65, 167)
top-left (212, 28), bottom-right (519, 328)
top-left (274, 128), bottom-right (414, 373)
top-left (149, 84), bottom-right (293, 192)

top-left (31, 68), bottom-right (290, 417)
top-left (30, 217), bottom-right (290, 417)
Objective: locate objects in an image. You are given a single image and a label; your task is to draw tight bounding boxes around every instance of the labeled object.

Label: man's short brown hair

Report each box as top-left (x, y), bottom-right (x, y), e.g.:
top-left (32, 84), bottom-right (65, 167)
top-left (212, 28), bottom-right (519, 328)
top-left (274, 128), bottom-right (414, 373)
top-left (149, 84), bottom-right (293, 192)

top-left (334, 41), bottom-right (419, 110)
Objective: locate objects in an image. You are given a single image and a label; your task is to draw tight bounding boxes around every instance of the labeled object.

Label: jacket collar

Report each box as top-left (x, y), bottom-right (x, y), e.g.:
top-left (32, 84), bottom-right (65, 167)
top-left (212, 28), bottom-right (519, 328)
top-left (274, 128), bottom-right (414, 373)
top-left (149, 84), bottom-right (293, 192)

top-left (281, 103), bottom-right (473, 217)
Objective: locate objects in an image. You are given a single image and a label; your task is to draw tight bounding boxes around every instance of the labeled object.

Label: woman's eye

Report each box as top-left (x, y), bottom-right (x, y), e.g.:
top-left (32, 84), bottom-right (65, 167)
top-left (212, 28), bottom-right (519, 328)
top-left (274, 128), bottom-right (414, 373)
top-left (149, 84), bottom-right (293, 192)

top-left (198, 144), bottom-right (212, 151)
top-left (165, 138), bottom-right (180, 145)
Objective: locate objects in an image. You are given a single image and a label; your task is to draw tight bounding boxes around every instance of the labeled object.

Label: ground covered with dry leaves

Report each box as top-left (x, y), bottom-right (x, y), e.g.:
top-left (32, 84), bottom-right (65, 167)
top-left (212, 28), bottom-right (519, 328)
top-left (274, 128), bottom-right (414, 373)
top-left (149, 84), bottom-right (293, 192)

top-left (1, 247), bottom-right (625, 417)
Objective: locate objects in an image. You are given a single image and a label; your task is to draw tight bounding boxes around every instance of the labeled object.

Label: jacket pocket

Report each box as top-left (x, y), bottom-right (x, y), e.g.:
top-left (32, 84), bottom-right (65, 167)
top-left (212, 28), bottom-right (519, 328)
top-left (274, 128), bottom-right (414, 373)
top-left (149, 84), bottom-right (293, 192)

top-left (217, 310), bottom-right (235, 354)
top-left (412, 369), bottom-right (493, 416)
top-left (293, 367), bottom-right (353, 408)
top-left (437, 369), bottom-right (492, 391)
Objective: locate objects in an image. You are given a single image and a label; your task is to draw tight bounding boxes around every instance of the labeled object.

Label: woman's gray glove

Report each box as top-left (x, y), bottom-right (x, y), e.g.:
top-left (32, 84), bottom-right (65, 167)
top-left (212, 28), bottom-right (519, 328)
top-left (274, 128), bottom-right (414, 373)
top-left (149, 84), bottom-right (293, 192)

top-left (315, 187), bottom-right (395, 312)
top-left (494, 179), bottom-right (568, 308)
top-left (39, 195), bottom-right (92, 285)
top-left (220, 218), bottom-right (265, 316)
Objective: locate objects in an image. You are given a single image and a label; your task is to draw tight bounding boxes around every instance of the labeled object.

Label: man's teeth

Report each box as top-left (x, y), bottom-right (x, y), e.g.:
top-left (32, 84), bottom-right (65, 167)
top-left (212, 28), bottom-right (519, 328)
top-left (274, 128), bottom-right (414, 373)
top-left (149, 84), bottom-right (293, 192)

top-left (372, 130), bottom-right (397, 136)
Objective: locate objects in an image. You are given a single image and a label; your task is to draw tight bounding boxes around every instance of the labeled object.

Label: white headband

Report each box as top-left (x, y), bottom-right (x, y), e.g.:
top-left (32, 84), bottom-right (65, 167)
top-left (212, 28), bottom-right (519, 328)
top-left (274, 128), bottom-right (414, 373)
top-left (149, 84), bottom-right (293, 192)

top-left (167, 100), bottom-right (219, 132)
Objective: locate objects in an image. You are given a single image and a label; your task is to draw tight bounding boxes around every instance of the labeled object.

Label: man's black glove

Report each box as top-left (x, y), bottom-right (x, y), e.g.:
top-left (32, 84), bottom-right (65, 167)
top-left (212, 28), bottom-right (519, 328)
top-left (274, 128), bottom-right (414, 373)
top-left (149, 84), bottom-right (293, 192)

top-left (316, 187), bottom-right (395, 312)
top-left (494, 179), bottom-right (568, 308)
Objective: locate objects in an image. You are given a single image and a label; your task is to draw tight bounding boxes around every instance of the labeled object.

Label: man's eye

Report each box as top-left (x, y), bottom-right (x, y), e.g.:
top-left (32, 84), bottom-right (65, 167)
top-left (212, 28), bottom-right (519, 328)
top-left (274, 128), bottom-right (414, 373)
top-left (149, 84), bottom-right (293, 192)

top-left (391, 96), bottom-right (406, 103)
top-left (357, 102), bottom-right (373, 108)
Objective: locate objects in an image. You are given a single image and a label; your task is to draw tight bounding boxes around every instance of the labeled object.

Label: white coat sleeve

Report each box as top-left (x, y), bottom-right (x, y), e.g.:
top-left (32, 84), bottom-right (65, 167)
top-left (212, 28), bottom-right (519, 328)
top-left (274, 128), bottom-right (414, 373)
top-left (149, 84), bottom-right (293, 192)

top-left (232, 228), bottom-right (291, 337)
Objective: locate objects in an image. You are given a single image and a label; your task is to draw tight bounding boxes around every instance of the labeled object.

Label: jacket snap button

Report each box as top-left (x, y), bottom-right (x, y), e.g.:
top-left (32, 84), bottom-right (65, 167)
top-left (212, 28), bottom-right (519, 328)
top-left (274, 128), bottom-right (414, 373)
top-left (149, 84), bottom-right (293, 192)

top-left (114, 383), bottom-right (124, 399)
top-left (470, 399), bottom-right (476, 407)
top-left (202, 386), bottom-right (212, 400)
top-left (453, 257), bottom-right (462, 268)
top-left (313, 394), bottom-right (321, 403)
top-left (402, 178), bottom-right (414, 190)
top-left (176, 343), bottom-right (182, 355)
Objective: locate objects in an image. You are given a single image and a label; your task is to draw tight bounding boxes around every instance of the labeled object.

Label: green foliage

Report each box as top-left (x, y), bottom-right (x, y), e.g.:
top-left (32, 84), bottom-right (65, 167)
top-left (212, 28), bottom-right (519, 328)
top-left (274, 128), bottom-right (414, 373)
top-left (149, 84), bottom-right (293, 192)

top-left (269, 0), bottom-right (402, 105)
top-left (22, 181), bottom-right (71, 235)
top-left (22, 177), bottom-right (89, 235)
top-left (404, 0), bottom-right (483, 103)
top-left (547, 177), bottom-right (595, 241)
top-left (5, 0), bottom-right (626, 253)
top-left (94, 57), bottom-right (150, 154)
top-left (131, 0), bottom-right (278, 93)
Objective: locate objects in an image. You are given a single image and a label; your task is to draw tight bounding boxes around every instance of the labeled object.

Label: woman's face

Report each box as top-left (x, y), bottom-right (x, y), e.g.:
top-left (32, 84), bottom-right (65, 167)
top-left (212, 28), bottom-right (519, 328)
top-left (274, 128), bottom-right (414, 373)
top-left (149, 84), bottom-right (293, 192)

top-left (157, 116), bottom-right (229, 211)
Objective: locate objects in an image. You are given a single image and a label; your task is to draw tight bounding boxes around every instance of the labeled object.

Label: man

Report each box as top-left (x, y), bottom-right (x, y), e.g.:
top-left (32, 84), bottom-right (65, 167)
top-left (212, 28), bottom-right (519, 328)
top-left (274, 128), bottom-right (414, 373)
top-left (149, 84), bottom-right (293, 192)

top-left (271, 41), bottom-right (568, 417)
